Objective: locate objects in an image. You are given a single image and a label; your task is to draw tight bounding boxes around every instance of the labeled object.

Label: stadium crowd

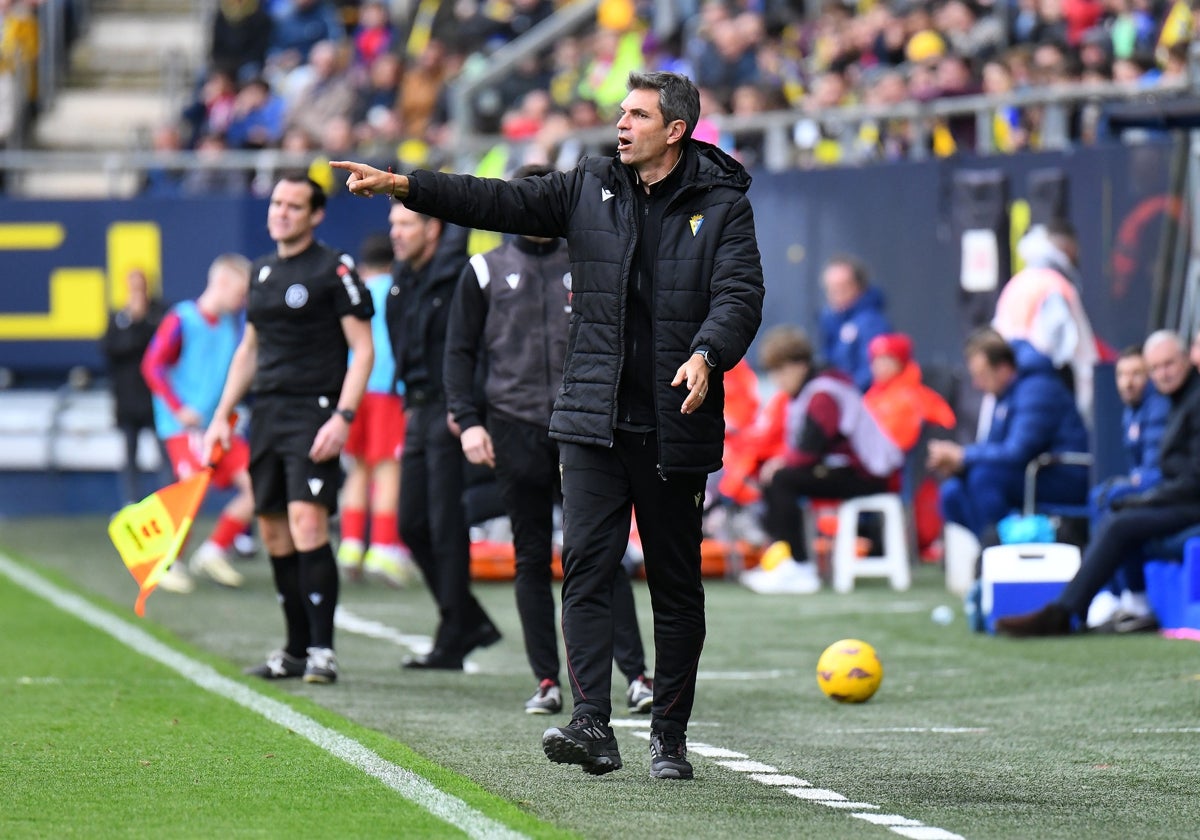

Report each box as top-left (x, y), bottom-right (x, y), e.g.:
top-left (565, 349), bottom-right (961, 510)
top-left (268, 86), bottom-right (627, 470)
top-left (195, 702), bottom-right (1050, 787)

top-left (109, 0), bottom-right (1199, 197)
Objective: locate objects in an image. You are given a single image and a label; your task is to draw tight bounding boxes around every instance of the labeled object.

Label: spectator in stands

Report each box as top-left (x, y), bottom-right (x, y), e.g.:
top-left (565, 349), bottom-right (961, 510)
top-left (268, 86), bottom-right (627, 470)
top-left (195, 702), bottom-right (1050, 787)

top-left (101, 268), bottom-right (166, 507)
top-left (140, 122), bottom-right (186, 197)
top-left (351, 0), bottom-right (393, 69)
top-left (225, 77), bottom-right (287, 149)
top-left (335, 233), bottom-right (414, 588)
top-left (818, 254), bottom-right (893, 393)
top-left (1084, 342), bottom-right (1170, 630)
top-left (740, 326), bottom-right (903, 595)
top-left (928, 328), bottom-right (1090, 541)
top-left (0, 0), bottom-right (38, 135)
top-left (180, 133), bottom-right (248, 196)
top-left (140, 254), bottom-right (254, 595)
top-left (210, 0), bottom-right (274, 82)
top-left (182, 69), bottom-right (238, 148)
top-left (399, 39), bottom-right (451, 142)
top-left (993, 218), bottom-right (1101, 420)
top-left (352, 51), bottom-right (401, 125)
top-left (267, 0), bottom-right (344, 66)
top-left (998, 330), bottom-right (1200, 636)
top-left (284, 40), bottom-right (357, 145)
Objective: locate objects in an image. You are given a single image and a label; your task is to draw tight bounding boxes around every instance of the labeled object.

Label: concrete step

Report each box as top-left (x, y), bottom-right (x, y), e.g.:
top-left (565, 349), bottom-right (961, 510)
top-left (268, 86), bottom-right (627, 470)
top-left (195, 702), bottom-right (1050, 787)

top-left (93, 0), bottom-right (197, 15)
top-left (33, 89), bottom-right (173, 150)
top-left (71, 14), bottom-right (202, 80)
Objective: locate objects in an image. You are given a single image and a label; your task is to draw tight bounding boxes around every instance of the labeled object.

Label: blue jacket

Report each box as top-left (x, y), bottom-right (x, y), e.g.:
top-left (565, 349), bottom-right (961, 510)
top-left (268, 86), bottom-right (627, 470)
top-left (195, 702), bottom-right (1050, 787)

top-left (965, 341), bottom-right (1089, 484)
top-left (818, 285), bottom-right (891, 393)
top-left (1123, 385), bottom-right (1169, 490)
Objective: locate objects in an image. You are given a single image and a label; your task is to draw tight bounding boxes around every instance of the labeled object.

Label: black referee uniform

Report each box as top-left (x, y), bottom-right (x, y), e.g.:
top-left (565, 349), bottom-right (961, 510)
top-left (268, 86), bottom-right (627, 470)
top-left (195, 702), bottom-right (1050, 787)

top-left (248, 241), bottom-right (373, 657)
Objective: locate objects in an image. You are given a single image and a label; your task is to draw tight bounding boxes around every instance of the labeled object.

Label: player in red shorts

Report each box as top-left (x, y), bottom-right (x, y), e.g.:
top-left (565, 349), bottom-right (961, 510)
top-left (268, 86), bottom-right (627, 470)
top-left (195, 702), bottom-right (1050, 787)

top-left (336, 233), bottom-right (416, 586)
top-left (141, 254), bottom-right (254, 592)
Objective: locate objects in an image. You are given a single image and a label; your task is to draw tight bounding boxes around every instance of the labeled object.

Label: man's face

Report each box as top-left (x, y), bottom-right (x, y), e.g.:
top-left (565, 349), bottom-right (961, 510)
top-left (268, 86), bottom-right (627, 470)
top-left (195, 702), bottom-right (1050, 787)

top-left (870, 354), bottom-right (903, 385)
top-left (267, 180), bottom-right (321, 248)
top-left (615, 87), bottom-right (680, 171)
top-left (767, 361), bottom-right (808, 398)
top-left (967, 351), bottom-right (1011, 396)
top-left (212, 264), bottom-right (249, 314)
top-left (822, 263), bottom-right (859, 312)
top-left (1145, 339), bottom-right (1189, 396)
top-left (389, 204), bottom-right (437, 268)
top-left (1115, 354), bottom-right (1148, 406)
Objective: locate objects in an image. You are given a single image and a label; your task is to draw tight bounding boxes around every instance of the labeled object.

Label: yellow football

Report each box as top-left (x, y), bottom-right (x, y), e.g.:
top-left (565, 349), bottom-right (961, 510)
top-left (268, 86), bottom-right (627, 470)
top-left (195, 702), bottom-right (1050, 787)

top-left (816, 639), bottom-right (883, 703)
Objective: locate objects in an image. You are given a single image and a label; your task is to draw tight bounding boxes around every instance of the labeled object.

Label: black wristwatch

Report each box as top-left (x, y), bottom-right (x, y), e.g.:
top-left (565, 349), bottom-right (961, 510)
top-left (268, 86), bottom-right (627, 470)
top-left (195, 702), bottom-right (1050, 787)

top-left (694, 347), bottom-right (718, 369)
top-left (334, 407), bottom-right (356, 424)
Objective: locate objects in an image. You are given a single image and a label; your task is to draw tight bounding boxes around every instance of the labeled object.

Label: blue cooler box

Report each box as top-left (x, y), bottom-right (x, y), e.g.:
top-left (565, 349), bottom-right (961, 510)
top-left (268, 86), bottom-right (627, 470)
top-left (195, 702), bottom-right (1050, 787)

top-left (981, 543), bottom-right (1082, 634)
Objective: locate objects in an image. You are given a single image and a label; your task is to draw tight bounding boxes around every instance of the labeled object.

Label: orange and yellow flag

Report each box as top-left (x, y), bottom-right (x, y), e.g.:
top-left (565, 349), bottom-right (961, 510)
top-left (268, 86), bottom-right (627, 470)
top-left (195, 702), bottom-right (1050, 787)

top-left (107, 468), bottom-right (211, 617)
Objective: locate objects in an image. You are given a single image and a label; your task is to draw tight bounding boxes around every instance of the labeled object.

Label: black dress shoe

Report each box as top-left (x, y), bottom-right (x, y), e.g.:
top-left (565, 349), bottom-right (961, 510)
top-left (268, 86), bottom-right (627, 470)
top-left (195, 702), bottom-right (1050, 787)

top-left (462, 622), bottom-right (502, 655)
top-left (402, 649), bottom-right (464, 670)
top-left (995, 604), bottom-right (1072, 637)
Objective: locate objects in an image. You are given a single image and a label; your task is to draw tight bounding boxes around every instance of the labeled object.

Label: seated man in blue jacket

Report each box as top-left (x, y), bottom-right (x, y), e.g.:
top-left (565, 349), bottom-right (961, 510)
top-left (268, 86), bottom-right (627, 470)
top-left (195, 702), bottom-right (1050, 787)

top-left (999, 330), bottom-right (1200, 636)
top-left (1085, 343), bottom-right (1171, 630)
top-left (927, 328), bottom-right (1090, 539)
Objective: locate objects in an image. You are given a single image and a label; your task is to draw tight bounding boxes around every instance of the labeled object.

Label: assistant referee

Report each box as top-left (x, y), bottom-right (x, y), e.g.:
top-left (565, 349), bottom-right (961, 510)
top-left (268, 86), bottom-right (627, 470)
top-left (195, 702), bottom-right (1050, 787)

top-left (205, 175), bottom-right (375, 685)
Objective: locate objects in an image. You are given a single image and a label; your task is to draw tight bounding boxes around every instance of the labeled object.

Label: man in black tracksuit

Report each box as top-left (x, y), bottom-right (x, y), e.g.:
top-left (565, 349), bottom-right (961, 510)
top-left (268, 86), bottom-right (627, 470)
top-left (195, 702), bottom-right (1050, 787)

top-left (335, 71), bottom-right (765, 780)
top-left (998, 330), bottom-right (1200, 636)
top-left (444, 163), bottom-right (655, 718)
top-left (386, 203), bottom-right (500, 669)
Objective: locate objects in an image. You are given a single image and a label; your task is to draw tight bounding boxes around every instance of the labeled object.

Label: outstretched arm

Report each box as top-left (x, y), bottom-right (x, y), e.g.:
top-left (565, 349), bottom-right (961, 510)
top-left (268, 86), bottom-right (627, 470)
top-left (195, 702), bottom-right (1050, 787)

top-left (332, 160), bottom-right (409, 200)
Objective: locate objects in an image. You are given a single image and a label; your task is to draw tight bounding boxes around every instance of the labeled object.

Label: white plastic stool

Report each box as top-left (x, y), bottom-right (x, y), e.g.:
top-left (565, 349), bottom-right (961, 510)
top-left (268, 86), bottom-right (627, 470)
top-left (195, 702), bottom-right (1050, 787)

top-left (831, 493), bottom-right (911, 593)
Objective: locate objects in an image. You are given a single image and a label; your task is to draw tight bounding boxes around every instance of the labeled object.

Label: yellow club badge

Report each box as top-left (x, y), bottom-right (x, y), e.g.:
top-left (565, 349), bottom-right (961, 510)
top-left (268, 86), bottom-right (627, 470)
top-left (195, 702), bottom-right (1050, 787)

top-left (689, 214), bottom-right (704, 237)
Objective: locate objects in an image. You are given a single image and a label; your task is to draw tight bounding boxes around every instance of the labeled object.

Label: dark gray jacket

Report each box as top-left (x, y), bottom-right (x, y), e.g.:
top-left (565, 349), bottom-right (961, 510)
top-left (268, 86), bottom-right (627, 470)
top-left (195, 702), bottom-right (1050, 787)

top-left (404, 141), bottom-right (765, 475)
top-left (444, 236), bottom-right (571, 430)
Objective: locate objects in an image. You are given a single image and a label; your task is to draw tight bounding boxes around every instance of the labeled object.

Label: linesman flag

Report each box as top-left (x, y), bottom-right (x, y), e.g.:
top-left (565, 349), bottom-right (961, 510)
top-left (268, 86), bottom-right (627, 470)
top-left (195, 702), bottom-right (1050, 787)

top-left (107, 421), bottom-right (232, 616)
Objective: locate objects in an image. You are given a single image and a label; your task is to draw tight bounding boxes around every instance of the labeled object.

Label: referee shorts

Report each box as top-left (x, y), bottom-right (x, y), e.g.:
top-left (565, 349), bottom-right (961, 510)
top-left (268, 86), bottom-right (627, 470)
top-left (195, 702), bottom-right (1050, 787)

top-left (248, 395), bottom-right (342, 515)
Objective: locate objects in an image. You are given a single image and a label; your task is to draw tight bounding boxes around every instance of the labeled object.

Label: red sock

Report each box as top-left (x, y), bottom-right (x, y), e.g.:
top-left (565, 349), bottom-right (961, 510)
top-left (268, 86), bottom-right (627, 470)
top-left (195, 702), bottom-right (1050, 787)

top-left (210, 513), bottom-right (249, 551)
top-left (341, 508), bottom-right (366, 543)
top-left (370, 512), bottom-right (399, 547)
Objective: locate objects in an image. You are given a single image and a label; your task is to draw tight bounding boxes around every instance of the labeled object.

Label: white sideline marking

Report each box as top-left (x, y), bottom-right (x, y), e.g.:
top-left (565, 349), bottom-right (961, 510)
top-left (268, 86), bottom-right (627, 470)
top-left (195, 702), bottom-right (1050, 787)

top-left (750, 774), bottom-right (810, 786)
top-left (0, 554), bottom-right (526, 840)
top-left (334, 607), bottom-right (481, 673)
top-left (785, 787), bottom-right (846, 801)
top-left (697, 669), bottom-right (789, 681)
top-left (836, 727), bottom-right (987, 735)
top-left (718, 760), bottom-right (778, 773)
top-left (619, 720), bottom-right (964, 838)
top-left (854, 814), bottom-right (923, 826)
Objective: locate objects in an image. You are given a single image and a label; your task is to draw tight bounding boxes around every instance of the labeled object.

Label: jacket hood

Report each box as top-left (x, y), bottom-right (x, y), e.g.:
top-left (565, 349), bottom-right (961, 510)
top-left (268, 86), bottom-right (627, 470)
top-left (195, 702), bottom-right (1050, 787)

top-left (1013, 339), bottom-right (1057, 376)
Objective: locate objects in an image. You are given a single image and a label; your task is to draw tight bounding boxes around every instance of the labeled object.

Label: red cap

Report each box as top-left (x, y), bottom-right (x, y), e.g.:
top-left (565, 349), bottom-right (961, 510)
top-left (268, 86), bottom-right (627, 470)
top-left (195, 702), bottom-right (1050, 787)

top-left (868, 333), bottom-right (913, 365)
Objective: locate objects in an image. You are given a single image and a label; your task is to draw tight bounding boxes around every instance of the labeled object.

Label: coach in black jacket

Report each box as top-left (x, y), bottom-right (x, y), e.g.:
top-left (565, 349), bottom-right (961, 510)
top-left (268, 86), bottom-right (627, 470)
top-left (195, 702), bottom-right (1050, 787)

top-left (998, 330), bottom-right (1200, 636)
top-left (385, 205), bottom-right (499, 670)
top-left (336, 71), bottom-right (765, 781)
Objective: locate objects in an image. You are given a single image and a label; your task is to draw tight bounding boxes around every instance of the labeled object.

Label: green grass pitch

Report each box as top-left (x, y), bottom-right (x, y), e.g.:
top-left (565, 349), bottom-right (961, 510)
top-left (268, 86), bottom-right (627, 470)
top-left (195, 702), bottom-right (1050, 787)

top-left (2, 515), bottom-right (1199, 839)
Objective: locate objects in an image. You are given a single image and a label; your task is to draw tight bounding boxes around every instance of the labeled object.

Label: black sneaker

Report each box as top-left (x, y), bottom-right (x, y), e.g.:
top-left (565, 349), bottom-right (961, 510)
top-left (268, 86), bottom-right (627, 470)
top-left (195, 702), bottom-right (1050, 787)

top-left (244, 649), bottom-right (305, 680)
top-left (649, 729), bottom-right (693, 780)
top-left (542, 713), bottom-right (622, 775)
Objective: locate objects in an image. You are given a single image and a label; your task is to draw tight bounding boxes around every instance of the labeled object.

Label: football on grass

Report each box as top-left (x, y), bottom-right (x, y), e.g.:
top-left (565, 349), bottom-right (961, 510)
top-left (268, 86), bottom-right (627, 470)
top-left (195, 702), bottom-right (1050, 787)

top-left (816, 639), bottom-right (883, 703)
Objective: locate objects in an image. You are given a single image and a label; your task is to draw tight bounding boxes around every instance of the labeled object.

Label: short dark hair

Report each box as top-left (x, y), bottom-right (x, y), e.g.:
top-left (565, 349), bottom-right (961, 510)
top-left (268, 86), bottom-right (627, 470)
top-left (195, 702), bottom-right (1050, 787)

top-left (1118, 344), bottom-right (1143, 360)
top-left (1045, 217), bottom-right (1076, 242)
top-left (276, 173), bottom-right (327, 212)
top-left (964, 327), bottom-right (1015, 368)
top-left (824, 254), bottom-right (869, 289)
top-left (627, 71), bottom-right (700, 141)
top-left (359, 231), bottom-right (394, 267)
top-left (758, 325), bottom-right (813, 370)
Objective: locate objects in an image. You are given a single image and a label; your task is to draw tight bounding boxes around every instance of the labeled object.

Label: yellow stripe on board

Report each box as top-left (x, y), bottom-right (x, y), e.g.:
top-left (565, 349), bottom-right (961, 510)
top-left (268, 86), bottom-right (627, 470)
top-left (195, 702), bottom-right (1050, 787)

top-left (0, 269), bottom-right (107, 339)
top-left (107, 222), bottom-right (163, 308)
top-left (0, 223), bottom-right (66, 249)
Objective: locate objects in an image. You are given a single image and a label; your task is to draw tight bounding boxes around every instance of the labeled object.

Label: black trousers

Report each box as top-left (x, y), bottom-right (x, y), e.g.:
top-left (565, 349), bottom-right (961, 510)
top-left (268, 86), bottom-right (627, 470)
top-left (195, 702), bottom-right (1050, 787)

top-left (491, 415), bottom-right (647, 686)
top-left (399, 398), bottom-right (493, 655)
top-left (1057, 502), bottom-right (1200, 616)
top-left (762, 464), bottom-right (888, 559)
top-left (559, 431), bottom-right (706, 729)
